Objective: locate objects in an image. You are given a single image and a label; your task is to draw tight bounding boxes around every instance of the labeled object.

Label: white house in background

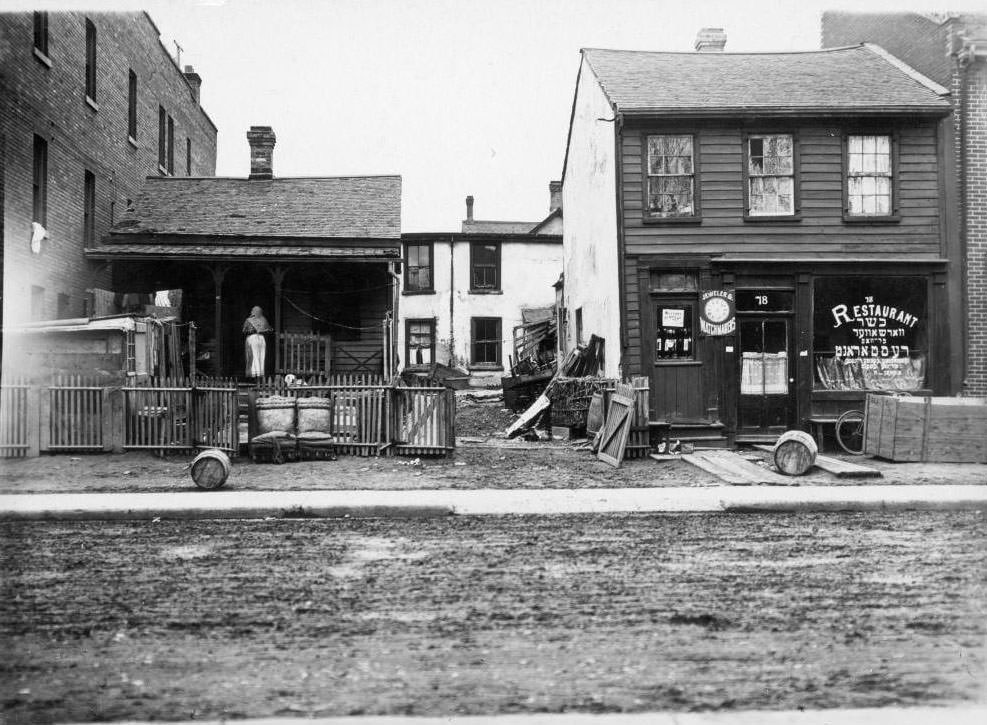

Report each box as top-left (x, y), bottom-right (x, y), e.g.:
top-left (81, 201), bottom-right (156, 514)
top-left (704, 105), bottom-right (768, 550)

top-left (398, 182), bottom-right (563, 385)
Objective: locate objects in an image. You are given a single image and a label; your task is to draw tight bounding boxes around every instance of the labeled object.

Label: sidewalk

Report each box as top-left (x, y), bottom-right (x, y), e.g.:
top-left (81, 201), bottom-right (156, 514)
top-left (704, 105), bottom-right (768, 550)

top-left (59, 705), bottom-right (987, 725)
top-left (2, 483), bottom-right (986, 521)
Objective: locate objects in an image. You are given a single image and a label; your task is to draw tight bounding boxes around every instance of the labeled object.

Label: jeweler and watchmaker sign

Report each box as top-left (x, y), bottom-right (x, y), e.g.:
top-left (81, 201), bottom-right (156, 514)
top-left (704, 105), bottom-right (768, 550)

top-left (699, 290), bottom-right (735, 336)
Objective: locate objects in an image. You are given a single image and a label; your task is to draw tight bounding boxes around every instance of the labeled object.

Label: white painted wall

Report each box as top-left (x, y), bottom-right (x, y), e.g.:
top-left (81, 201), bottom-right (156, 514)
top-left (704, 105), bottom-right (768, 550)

top-left (399, 238), bottom-right (562, 385)
top-left (562, 55), bottom-right (621, 377)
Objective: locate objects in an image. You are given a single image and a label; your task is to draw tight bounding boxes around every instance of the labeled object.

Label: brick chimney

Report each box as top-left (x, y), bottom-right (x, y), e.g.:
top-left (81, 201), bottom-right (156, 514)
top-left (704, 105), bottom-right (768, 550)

top-left (695, 27), bottom-right (727, 52)
top-left (549, 180), bottom-right (562, 212)
top-left (183, 65), bottom-right (201, 104)
top-left (247, 126), bottom-right (276, 180)
top-left (466, 195), bottom-right (474, 221)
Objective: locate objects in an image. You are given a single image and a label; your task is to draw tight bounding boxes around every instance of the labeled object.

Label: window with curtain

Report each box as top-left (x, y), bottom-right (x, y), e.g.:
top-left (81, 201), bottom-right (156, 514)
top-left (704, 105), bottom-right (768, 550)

top-left (746, 134), bottom-right (795, 216)
top-left (646, 134), bottom-right (695, 218)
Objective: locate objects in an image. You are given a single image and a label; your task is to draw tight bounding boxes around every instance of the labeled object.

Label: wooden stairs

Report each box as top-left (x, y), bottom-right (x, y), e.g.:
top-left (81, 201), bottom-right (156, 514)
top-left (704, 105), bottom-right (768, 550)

top-left (650, 420), bottom-right (730, 450)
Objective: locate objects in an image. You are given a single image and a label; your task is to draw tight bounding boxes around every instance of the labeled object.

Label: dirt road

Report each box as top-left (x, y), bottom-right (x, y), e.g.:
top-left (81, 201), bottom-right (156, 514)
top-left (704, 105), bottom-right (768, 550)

top-left (2, 511), bottom-right (984, 722)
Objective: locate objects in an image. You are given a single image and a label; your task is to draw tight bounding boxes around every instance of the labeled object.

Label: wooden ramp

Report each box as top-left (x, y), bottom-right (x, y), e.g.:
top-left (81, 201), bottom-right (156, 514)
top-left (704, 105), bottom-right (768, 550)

top-left (681, 449), bottom-right (796, 486)
top-left (753, 444), bottom-right (882, 479)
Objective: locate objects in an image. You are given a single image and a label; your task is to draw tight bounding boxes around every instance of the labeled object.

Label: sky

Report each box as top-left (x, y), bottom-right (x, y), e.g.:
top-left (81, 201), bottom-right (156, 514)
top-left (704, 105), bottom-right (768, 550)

top-left (16, 0), bottom-right (983, 231)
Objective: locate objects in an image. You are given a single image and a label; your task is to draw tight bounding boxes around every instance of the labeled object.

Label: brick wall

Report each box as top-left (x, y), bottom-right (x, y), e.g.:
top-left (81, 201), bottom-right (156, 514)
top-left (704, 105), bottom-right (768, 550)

top-left (963, 58), bottom-right (987, 396)
top-left (0, 11), bottom-right (217, 330)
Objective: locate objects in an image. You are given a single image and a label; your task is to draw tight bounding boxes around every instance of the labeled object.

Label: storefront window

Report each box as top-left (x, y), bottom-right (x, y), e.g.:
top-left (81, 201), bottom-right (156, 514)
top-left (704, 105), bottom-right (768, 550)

top-left (655, 304), bottom-right (694, 360)
top-left (813, 277), bottom-right (927, 391)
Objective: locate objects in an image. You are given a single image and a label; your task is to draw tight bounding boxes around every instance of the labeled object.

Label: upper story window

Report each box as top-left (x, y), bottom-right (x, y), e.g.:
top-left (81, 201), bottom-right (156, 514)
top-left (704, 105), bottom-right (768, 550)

top-left (186, 138), bottom-right (192, 175)
top-left (33, 12), bottom-right (49, 58)
top-left (32, 135), bottom-right (48, 227)
top-left (470, 242), bottom-right (500, 291)
top-left (404, 241), bottom-right (434, 292)
top-left (645, 134), bottom-right (696, 220)
top-left (167, 116), bottom-right (175, 175)
top-left (158, 106), bottom-right (167, 173)
top-left (83, 169), bottom-right (96, 246)
top-left (127, 70), bottom-right (138, 141)
top-left (745, 134), bottom-right (796, 217)
top-left (846, 134), bottom-right (894, 218)
top-left (84, 18), bottom-right (97, 103)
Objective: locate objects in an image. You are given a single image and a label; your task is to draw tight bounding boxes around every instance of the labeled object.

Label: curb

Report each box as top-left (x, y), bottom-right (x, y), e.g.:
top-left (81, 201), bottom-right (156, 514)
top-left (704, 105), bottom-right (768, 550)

top-left (1, 485), bottom-right (985, 522)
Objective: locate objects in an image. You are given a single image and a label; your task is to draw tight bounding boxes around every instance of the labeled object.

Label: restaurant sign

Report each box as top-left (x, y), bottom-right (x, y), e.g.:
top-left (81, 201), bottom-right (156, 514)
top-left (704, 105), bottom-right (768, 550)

top-left (830, 298), bottom-right (919, 358)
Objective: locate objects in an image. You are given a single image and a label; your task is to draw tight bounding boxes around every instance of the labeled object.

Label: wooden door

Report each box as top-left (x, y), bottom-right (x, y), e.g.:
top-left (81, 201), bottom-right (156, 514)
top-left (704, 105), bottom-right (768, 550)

top-left (651, 298), bottom-right (704, 421)
top-left (737, 317), bottom-right (794, 434)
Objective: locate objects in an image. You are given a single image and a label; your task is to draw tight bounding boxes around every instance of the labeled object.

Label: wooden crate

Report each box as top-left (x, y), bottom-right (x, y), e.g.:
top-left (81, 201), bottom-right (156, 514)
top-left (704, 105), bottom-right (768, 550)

top-left (864, 394), bottom-right (987, 463)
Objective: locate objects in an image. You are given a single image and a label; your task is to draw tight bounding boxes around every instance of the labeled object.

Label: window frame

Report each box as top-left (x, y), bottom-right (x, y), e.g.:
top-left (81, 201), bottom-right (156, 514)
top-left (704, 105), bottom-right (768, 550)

top-left (32, 134), bottom-right (48, 227)
top-left (842, 130), bottom-right (900, 223)
top-left (84, 18), bottom-right (97, 104)
top-left (167, 115), bottom-right (175, 175)
top-left (158, 106), bottom-right (167, 173)
top-left (127, 69), bottom-right (138, 142)
top-left (470, 317), bottom-right (503, 369)
top-left (186, 138), bottom-right (192, 175)
top-left (469, 241), bottom-right (501, 293)
top-left (742, 131), bottom-right (801, 221)
top-left (403, 241), bottom-right (435, 294)
top-left (405, 318), bottom-right (436, 370)
top-left (33, 12), bottom-right (50, 61)
top-left (642, 131), bottom-right (702, 224)
top-left (83, 169), bottom-right (96, 247)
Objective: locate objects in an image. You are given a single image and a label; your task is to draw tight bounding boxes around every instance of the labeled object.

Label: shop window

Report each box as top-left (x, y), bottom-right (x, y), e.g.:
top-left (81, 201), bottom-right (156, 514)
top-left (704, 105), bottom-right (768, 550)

top-left (654, 304), bottom-right (694, 360)
top-left (404, 241), bottom-right (433, 292)
top-left (406, 319), bottom-right (435, 368)
top-left (645, 134), bottom-right (696, 219)
top-left (813, 277), bottom-right (926, 391)
top-left (745, 134), bottom-right (796, 217)
top-left (84, 18), bottom-right (96, 102)
top-left (470, 242), bottom-right (500, 291)
top-left (846, 134), bottom-right (894, 218)
top-left (471, 317), bottom-right (502, 367)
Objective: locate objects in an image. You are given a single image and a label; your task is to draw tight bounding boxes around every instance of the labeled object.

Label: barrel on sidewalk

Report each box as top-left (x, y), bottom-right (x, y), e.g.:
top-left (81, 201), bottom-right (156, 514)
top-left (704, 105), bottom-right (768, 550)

top-left (774, 430), bottom-right (817, 476)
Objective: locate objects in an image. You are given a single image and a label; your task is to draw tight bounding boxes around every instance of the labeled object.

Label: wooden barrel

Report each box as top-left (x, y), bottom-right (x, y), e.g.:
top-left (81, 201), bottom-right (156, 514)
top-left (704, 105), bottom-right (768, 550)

top-left (773, 430), bottom-right (818, 476)
top-left (191, 449), bottom-right (231, 489)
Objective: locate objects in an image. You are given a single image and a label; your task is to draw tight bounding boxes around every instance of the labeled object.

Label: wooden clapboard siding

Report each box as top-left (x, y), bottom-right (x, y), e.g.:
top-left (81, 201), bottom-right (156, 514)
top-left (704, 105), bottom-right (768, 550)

top-left (619, 120), bottom-right (941, 258)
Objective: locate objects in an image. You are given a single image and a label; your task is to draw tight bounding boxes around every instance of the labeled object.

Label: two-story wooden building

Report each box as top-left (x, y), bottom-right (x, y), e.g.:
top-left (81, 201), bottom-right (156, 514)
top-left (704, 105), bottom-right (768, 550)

top-left (562, 32), bottom-right (956, 445)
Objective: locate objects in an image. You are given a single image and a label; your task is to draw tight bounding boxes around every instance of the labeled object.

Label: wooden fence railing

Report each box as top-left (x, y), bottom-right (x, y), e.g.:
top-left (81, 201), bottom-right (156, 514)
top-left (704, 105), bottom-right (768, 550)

top-left (0, 378), bottom-right (35, 458)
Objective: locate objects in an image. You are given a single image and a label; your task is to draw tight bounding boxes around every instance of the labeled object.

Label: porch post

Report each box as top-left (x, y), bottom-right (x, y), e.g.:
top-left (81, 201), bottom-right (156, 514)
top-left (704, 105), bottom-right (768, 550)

top-left (270, 266), bottom-right (286, 375)
top-left (210, 264), bottom-right (229, 376)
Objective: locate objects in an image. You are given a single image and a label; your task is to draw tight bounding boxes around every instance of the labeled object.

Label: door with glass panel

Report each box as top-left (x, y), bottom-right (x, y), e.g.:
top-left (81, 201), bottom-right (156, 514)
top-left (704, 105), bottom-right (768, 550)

top-left (738, 317), bottom-right (793, 434)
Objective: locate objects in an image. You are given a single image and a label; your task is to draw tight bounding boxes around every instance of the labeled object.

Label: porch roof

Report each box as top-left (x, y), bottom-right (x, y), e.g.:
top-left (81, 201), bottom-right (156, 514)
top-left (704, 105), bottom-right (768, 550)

top-left (85, 242), bottom-right (401, 261)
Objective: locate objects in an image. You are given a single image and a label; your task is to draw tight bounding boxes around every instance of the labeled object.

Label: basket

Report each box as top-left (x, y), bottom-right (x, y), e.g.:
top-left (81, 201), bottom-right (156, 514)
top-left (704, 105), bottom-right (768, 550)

top-left (296, 397), bottom-right (332, 434)
top-left (256, 396), bottom-right (296, 435)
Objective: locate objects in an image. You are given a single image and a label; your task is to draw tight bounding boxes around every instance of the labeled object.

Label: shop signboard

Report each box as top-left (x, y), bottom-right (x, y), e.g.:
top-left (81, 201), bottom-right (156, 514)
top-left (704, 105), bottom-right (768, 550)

top-left (699, 290), bottom-right (735, 336)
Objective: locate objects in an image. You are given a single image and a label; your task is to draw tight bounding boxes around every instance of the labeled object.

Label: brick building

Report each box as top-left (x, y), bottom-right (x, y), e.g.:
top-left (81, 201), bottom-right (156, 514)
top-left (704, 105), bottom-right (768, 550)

top-left (0, 11), bottom-right (217, 342)
top-left (822, 12), bottom-right (987, 395)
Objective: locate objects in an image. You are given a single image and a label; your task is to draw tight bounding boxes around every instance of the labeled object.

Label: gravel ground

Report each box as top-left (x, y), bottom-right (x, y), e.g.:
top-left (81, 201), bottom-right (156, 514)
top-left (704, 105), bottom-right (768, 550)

top-left (1, 444), bottom-right (985, 494)
top-left (1, 512), bottom-right (985, 722)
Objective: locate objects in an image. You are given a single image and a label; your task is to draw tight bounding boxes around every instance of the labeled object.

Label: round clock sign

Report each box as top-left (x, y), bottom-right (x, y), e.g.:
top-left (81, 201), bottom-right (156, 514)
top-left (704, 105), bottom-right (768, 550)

top-left (699, 290), bottom-right (735, 335)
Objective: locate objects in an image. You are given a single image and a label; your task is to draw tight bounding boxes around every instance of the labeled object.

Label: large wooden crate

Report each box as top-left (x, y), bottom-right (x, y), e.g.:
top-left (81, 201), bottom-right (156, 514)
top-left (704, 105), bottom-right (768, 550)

top-left (864, 394), bottom-right (987, 463)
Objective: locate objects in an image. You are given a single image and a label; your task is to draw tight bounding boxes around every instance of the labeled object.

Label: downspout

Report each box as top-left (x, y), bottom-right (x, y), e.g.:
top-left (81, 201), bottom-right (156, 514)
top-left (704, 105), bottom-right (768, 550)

top-left (614, 111), bottom-right (627, 375)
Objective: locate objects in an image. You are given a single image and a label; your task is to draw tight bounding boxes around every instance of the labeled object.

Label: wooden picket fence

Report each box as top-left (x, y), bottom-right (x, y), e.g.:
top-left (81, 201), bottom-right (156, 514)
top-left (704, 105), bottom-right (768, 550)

top-left (123, 376), bottom-right (238, 452)
top-left (0, 377), bottom-right (34, 458)
top-left (44, 375), bottom-right (108, 451)
top-left (393, 386), bottom-right (456, 456)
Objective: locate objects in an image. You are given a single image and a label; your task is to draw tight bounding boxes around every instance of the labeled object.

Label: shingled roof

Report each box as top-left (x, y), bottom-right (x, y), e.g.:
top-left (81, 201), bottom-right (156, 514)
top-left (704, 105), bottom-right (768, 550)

top-left (109, 175), bottom-right (401, 240)
top-left (581, 44), bottom-right (951, 115)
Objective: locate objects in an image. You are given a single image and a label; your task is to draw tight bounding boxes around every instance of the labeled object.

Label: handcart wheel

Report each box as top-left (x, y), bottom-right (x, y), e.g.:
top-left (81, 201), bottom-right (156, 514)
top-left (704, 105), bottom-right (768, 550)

top-left (835, 409), bottom-right (866, 455)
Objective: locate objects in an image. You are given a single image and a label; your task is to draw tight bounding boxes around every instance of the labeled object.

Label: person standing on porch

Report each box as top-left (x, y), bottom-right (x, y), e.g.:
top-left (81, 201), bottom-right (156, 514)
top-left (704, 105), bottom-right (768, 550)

top-left (242, 306), bottom-right (273, 378)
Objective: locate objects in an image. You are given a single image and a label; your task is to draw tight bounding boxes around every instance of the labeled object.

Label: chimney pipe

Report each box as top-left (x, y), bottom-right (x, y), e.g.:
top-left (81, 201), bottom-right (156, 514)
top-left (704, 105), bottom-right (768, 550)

top-left (549, 180), bottom-right (562, 212)
top-left (183, 64), bottom-right (202, 104)
top-left (695, 27), bottom-right (727, 53)
top-left (247, 126), bottom-right (276, 180)
top-left (466, 195), bottom-right (474, 222)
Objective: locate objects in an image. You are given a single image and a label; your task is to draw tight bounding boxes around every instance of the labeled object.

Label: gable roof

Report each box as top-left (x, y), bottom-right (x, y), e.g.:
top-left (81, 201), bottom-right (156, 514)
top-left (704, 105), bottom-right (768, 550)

top-left (581, 44), bottom-right (951, 116)
top-left (109, 175), bottom-right (401, 240)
